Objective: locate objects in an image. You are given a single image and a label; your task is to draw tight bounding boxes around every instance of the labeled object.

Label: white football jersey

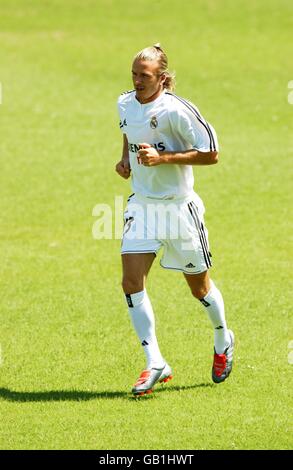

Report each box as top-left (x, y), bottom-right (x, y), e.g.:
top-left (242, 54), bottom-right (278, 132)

top-left (117, 89), bottom-right (218, 199)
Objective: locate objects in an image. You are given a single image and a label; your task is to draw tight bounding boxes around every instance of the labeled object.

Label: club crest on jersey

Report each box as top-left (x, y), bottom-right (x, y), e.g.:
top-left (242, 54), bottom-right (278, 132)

top-left (150, 116), bottom-right (158, 129)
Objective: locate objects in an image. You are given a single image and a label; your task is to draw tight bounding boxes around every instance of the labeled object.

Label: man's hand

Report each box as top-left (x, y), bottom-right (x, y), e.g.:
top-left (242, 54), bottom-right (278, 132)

top-left (115, 159), bottom-right (131, 179)
top-left (137, 143), bottom-right (164, 167)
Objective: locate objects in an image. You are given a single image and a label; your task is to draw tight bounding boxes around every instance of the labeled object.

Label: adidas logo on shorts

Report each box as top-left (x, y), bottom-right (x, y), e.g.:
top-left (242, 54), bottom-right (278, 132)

top-left (185, 262), bottom-right (195, 268)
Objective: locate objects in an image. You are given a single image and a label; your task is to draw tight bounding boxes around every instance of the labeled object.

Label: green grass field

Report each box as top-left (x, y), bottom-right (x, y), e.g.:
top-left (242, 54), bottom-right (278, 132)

top-left (0, 0), bottom-right (292, 450)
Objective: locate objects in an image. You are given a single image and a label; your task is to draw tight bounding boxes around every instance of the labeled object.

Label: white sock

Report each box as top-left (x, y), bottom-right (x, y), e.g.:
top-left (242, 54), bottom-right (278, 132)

top-left (125, 289), bottom-right (165, 369)
top-left (199, 280), bottom-right (230, 354)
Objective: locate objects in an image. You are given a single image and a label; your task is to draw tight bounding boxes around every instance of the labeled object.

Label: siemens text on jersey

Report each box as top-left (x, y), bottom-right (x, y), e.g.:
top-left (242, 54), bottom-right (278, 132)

top-left (128, 142), bottom-right (166, 153)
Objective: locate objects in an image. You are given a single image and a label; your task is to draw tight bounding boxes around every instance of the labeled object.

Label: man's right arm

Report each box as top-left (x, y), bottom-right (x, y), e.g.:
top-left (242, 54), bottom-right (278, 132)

top-left (115, 134), bottom-right (131, 179)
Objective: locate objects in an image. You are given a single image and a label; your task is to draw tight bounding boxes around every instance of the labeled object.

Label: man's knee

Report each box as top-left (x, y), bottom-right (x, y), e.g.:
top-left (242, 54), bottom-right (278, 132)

top-left (122, 277), bottom-right (144, 294)
top-left (190, 284), bottom-right (210, 300)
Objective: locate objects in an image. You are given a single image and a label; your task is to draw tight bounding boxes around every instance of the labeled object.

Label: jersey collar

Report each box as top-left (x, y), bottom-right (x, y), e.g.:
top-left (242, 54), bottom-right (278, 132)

top-left (135, 89), bottom-right (166, 107)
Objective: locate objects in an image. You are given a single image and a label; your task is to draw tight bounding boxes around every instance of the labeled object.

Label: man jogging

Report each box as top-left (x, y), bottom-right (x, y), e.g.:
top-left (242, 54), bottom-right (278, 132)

top-left (115, 44), bottom-right (234, 396)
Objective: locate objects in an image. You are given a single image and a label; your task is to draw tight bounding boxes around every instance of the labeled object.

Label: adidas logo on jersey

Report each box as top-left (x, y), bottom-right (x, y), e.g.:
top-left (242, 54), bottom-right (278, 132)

top-left (119, 118), bottom-right (127, 129)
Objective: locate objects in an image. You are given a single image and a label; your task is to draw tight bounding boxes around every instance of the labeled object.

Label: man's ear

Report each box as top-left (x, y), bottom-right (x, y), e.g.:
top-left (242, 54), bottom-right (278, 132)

top-left (160, 73), bottom-right (166, 85)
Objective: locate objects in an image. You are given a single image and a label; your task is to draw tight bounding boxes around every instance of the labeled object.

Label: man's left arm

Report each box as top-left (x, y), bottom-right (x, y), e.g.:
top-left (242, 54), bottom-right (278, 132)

top-left (137, 143), bottom-right (218, 166)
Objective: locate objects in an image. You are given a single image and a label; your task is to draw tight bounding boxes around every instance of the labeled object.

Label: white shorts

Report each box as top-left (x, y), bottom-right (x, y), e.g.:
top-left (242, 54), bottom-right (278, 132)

top-left (121, 191), bottom-right (212, 274)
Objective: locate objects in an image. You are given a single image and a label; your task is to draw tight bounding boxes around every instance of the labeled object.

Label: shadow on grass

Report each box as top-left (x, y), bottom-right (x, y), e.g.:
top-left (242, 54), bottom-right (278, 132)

top-left (0, 383), bottom-right (213, 402)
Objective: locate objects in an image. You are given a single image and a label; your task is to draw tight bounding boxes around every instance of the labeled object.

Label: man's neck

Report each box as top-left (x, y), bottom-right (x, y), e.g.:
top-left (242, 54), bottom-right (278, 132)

top-left (136, 87), bottom-right (164, 104)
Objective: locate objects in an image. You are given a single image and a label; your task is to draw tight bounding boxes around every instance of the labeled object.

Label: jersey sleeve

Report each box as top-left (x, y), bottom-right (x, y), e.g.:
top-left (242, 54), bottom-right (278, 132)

top-left (169, 100), bottom-right (219, 152)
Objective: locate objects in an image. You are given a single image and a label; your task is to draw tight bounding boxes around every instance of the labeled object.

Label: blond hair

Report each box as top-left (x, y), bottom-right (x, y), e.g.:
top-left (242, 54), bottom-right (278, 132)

top-left (133, 43), bottom-right (176, 92)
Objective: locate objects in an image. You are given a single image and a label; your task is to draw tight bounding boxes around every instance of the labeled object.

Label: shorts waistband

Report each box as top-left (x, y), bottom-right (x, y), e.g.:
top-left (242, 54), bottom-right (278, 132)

top-left (134, 191), bottom-right (197, 204)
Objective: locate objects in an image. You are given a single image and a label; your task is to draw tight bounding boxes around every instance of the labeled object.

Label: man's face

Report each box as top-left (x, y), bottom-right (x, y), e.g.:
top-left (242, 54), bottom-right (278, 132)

top-left (132, 59), bottom-right (164, 103)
